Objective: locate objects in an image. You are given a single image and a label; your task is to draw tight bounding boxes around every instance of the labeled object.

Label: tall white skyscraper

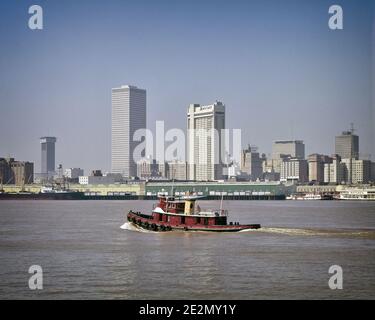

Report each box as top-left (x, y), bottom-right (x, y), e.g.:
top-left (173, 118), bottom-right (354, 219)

top-left (111, 85), bottom-right (146, 177)
top-left (187, 101), bottom-right (225, 181)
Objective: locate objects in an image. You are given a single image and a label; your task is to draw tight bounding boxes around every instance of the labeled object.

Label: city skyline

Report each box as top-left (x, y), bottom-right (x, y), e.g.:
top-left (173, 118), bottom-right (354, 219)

top-left (0, 94), bottom-right (373, 176)
top-left (0, 0), bottom-right (374, 174)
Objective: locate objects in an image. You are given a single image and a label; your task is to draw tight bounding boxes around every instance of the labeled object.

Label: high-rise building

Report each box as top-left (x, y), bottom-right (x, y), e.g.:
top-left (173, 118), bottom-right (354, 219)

top-left (241, 145), bottom-right (263, 181)
top-left (371, 162), bottom-right (375, 182)
top-left (40, 137), bottom-right (56, 178)
top-left (270, 140), bottom-right (305, 174)
top-left (0, 158), bottom-right (12, 185)
top-left (341, 158), bottom-right (371, 184)
top-left (324, 155), bottom-right (344, 184)
top-left (335, 128), bottom-right (360, 184)
top-left (111, 85), bottom-right (146, 178)
top-left (335, 130), bottom-right (359, 160)
top-left (272, 140), bottom-right (305, 160)
top-left (187, 101), bottom-right (225, 181)
top-left (308, 154), bottom-right (332, 183)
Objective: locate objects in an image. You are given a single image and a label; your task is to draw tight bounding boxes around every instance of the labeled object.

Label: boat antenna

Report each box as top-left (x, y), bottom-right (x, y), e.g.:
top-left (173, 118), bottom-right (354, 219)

top-left (171, 179), bottom-right (174, 198)
top-left (170, 167), bottom-right (176, 198)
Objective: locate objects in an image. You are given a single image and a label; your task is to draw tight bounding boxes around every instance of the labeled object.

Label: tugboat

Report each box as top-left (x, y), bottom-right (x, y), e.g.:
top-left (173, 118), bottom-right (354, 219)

top-left (127, 194), bottom-right (261, 232)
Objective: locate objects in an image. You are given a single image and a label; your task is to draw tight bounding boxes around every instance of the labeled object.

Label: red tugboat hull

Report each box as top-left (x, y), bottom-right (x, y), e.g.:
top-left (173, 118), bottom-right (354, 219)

top-left (127, 211), bottom-right (261, 233)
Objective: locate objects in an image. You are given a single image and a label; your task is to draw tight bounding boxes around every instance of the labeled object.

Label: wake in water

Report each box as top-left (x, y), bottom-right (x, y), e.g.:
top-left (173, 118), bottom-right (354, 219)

top-left (242, 227), bottom-right (375, 239)
top-left (120, 223), bottom-right (375, 239)
top-left (120, 222), bottom-right (159, 233)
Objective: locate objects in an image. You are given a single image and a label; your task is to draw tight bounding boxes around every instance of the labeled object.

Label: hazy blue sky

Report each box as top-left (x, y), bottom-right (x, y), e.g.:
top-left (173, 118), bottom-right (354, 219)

top-left (0, 0), bottom-right (374, 173)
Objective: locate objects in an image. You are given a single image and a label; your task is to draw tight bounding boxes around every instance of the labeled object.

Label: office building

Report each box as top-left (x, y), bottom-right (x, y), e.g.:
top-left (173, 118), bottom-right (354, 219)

top-left (0, 158), bottom-right (12, 185)
top-left (270, 140), bottom-right (305, 174)
top-left (166, 160), bottom-right (187, 181)
top-left (324, 155), bottom-right (344, 184)
top-left (280, 158), bottom-right (308, 183)
top-left (64, 168), bottom-right (84, 179)
top-left (137, 158), bottom-right (165, 179)
top-left (272, 140), bottom-right (305, 160)
top-left (187, 101), bottom-right (225, 181)
top-left (335, 130), bottom-right (359, 159)
top-left (241, 145), bottom-right (263, 181)
top-left (111, 85), bottom-right (146, 178)
top-left (40, 137), bottom-right (56, 178)
top-left (371, 162), bottom-right (375, 182)
top-left (342, 158), bottom-right (371, 184)
top-left (64, 167), bottom-right (83, 183)
top-left (79, 174), bottom-right (116, 185)
top-left (308, 154), bottom-right (332, 183)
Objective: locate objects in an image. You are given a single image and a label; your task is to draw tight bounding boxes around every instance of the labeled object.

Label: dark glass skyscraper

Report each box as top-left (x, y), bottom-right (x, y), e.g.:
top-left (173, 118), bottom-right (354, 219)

top-left (40, 137), bottom-right (56, 178)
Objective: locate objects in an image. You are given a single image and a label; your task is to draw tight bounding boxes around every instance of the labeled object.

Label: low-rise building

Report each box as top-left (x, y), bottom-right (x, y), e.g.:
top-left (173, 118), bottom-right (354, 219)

top-left (11, 161), bottom-right (34, 185)
top-left (145, 181), bottom-right (293, 197)
top-left (166, 160), bottom-right (187, 181)
top-left (64, 168), bottom-right (84, 180)
top-left (137, 158), bottom-right (166, 179)
top-left (0, 157), bottom-right (34, 185)
top-left (79, 175), bottom-right (116, 185)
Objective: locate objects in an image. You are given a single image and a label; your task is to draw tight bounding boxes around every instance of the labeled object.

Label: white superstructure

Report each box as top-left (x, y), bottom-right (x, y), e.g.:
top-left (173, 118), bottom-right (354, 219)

top-left (339, 187), bottom-right (375, 201)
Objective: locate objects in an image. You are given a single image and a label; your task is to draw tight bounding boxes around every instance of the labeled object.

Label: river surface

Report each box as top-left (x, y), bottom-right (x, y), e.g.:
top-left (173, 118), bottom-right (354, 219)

top-left (0, 200), bottom-right (374, 300)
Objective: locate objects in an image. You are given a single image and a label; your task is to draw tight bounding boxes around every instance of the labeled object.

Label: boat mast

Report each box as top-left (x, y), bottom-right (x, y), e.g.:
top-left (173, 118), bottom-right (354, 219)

top-left (171, 178), bottom-right (174, 197)
top-left (170, 167), bottom-right (176, 197)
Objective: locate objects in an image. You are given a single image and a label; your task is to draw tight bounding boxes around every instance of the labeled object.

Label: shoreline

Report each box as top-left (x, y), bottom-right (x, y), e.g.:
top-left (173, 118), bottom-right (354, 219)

top-left (0, 194), bottom-right (286, 201)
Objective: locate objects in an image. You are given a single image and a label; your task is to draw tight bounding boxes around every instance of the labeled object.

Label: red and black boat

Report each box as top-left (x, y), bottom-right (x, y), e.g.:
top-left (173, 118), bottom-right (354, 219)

top-left (127, 194), bottom-right (261, 232)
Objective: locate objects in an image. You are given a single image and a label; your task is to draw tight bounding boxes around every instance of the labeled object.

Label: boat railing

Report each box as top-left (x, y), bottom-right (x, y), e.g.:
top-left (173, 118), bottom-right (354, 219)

top-left (129, 211), bottom-right (152, 219)
top-left (213, 209), bottom-right (228, 216)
